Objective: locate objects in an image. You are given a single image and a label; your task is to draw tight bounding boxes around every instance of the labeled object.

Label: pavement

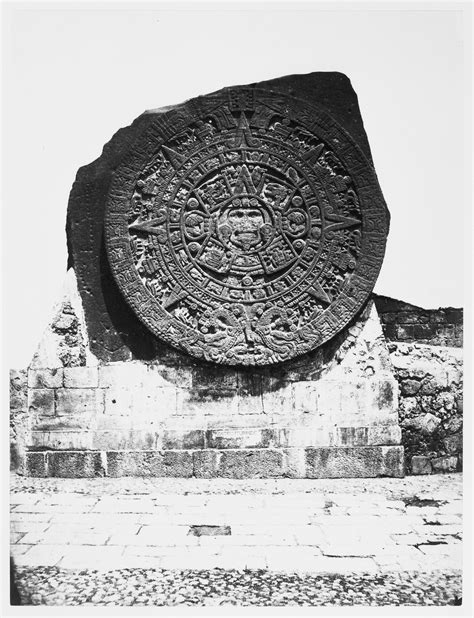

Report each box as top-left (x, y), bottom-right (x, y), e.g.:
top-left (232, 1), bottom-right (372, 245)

top-left (10, 472), bottom-right (464, 606)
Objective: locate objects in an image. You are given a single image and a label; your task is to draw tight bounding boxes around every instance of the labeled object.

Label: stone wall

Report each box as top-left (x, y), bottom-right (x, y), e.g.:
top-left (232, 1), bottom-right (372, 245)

top-left (373, 295), bottom-right (463, 348)
top-left (10, 273), bottom-right (404, 478)
top-left (387, 342), bottom-right (463, 475)
top-left (10, 370), bottom-right (28, 473)
top-left (372, 295), bottom-right (463, 474)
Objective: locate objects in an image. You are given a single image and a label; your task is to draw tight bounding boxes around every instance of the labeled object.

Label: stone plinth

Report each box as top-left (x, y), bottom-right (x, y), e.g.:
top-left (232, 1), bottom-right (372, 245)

top-left (12, 270), bottom-right (403, 478)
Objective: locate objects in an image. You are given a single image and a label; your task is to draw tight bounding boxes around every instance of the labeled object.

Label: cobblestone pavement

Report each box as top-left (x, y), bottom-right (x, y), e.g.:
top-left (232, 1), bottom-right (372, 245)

top-left (10, 473), bottom-right (463, 606)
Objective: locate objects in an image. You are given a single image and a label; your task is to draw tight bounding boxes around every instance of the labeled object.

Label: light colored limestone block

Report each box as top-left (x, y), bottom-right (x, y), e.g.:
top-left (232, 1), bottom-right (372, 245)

top-left (28, 389), bottom-right (55, 416)
top-left (28, 368), bottom-right (63, 389)
top-left (56, 388), bottom-right (104, 415)
top-left (63, 367), bottom-right (98, 388)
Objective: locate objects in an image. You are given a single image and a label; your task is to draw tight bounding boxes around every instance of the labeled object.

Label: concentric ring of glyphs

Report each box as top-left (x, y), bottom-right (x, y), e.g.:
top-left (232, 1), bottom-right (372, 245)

top-left (105, 88), bottom-right (388, 365)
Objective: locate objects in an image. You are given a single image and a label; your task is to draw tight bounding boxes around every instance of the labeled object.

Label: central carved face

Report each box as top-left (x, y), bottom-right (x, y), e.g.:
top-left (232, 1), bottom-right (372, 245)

top-left (217, 197), bottom-right (273, 252)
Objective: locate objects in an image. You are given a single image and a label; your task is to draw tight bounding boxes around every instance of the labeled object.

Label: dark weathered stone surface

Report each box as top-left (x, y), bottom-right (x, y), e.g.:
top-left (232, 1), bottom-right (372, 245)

top-left (24, 452), bottom-right (47, 477)
top-left (411, 455), bottom-right (432, 475)
top-left (206, 428), bottom-right (275, 450)
top-left (210, 449), bottom-right (285, 478)
top-left (188, 525), bottom-right (231, 537)
top-left (388, 342), bottom-right (462, 474)
top-left (106, 450), bottom-right (193, 478)
top-left (162, 430), bottom-right (206, 450)
top-left (68, 72), bottom-right (388, 365)
top-left (374, 295), bottom-right (463, 348)
top-left (305, 446), bottom-right (404, 478)
top-left (431, 456), bottom-right (458, 474)
top-left (25, 447), bottom-right (404, 478)
top-left (46, 451), bottom-right (105, 478)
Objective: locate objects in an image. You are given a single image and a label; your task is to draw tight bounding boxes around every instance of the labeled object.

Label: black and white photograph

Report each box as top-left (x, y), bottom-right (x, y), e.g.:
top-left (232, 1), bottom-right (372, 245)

top-left (2, 0), bottom-right (471, 611)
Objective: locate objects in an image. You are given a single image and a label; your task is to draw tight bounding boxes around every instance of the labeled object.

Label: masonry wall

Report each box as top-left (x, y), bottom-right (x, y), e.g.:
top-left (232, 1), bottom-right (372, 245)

top-left (12, 275), bottom-right (463, 478)
top-left (10, 285), bottom-right (404, 478)
top-left (386, 342), bottom-right (463, 475)
top-left (373, 295), bottom-right (463, 348)
top-left (372, 295), bottom-right (463, 473)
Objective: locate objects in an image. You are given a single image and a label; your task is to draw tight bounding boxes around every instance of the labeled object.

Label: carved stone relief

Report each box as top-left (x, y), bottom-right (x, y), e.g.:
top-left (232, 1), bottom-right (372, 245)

top-left (105, 88), bottom-right (389, 365)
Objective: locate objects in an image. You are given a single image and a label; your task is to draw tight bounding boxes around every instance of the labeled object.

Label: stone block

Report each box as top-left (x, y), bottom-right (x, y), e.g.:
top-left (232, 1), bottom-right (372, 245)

top-left (237, 393), bottom-right (264, 415)
top-left (30, 414), bottom-right (94, 432)
top-left (278, 427), bottom-right (329, 448)
top-left (191, 365), bottom-right (238, 395)
top-left (28, 368), bottom-right (63, 389)
top-left (405, 412), bottom-right (441, 435)
top-left (337, 427), bottom-right (369, 446)
top-left (305, 446), bottom-right (404, 478)
top-left (237, 371), bottom-right (263, 415)
top-left (411, 455), bottom-right (432, 475)
top-left (98, 362), bottom-right (148, 388)
top-left (46, 451), bottom-right (105, 477)
top-left (367, 423), bottom-right (402, 446)
top-left (193, 448), bottom-right (284, 478)
top-left (95, 415), bottom-right (133, 431)
top-left (413, 324), bottom-right (434, 339)
top-left (106, 450), bottom-right (193, 477)
top-left (215, 449), bottom-right (284, 478)
top-left (237, 372), bottom-right (263, 398)
top-left (30, 430), bottom-right (94, 450)
top-left (10, 392), bottom-right (27, 413)
top-left (206, 428), bottom-right (274, 449)
top-left (419, 377), bottom-right (439, 396)
top-left (63, 366), bottom-right (98, 388)
top-left (193, 450), bottom-right (220, 478)
top-left (261, 385), bottom-right (294, 415)
top-left (147, 364), bottom-right (193, 389)
top-left (340, 381), bottom-right (368, 418)
top-left (162, 429), bottom-right (205, 450)
top-left (104, 387), bottom-right (134, 416)
top-left (396, 325), bottom-right (414, 340)
top-left (28, 389), bottom-right (55, 416)
top-left (92, 429), bottom-right (161, 451)
top-left (317, 381), bottom-right (342, 415)
top-left (444, 416), bottom-right (462, 434)
top-left (367, 378), bottom-right (398, 417)
top-left (400, 379), bottom-right (421, 396)
top-left (293, 382), bottom-right (318, 413)
top-left (188, 525), bottom-right (231, 537)
top-left (25, 452), bottom-right (47, 477)
top-left (446, 366), bottom-right (463, 386)
top-left (137, 387), bottom-right (178, 418)
top-left (176, 389), bottom-right (238, 417)
top-left (281, 448), bottom-right (306, 477)
top-left (56, 388), bottom-right (104, 415)
top-left (431, 455), bottom-right (458, 473)
top-left (10, 369), bottom-right (27, 390)
top-left (443, 433), bottom-right (463, 455)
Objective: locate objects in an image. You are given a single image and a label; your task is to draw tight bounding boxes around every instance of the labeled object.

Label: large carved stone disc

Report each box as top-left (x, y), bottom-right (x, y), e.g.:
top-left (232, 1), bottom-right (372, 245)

top-left (105, 87), bottom-right (389, 365)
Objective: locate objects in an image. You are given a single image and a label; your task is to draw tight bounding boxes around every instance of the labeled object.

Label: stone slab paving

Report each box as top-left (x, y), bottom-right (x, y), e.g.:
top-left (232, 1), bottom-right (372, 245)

top-left (10, 473), bottom-right (463, 606)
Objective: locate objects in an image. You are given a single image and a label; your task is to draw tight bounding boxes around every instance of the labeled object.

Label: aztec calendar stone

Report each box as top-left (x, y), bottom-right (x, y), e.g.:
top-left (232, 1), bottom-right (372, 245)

top-left (105, 87), bottom-right (389, 366)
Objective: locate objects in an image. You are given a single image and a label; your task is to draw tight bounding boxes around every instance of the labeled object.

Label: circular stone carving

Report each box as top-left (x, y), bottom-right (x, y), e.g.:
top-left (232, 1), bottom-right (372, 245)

top-left (105, 87), bottom-right (389, 365)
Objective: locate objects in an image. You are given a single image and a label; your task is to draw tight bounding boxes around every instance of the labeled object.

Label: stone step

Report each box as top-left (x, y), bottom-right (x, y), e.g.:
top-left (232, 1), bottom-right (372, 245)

top-left (25, 446), bottom-right (404, 479)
